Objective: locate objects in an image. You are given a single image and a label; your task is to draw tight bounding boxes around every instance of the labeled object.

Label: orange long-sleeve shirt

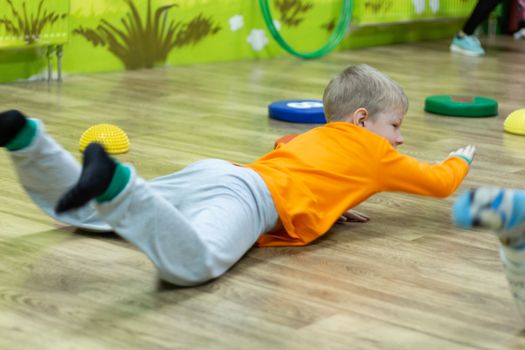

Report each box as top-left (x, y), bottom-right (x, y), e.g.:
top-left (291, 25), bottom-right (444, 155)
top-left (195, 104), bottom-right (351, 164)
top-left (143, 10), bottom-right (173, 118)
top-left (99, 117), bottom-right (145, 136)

top-left (245, 122), bottom-right (470, 247)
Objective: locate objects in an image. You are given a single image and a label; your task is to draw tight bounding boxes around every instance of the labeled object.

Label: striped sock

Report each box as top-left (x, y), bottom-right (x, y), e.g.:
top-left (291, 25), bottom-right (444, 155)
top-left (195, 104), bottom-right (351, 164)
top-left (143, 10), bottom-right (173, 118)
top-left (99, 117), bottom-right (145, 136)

top-left (453, 188), bottom-right (525, 250)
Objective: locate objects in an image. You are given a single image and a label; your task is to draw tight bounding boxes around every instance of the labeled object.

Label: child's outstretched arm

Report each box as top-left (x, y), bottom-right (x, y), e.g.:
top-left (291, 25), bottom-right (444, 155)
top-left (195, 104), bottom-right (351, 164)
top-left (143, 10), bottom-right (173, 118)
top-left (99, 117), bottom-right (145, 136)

top-left (377, 143), bottom-right (476, 197)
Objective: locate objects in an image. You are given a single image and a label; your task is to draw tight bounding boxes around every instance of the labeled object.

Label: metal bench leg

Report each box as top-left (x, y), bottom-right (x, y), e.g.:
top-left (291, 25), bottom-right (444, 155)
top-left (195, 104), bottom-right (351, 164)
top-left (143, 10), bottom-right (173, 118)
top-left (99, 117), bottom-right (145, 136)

top-left (46, 46), bottom-right (53, 82)
top-left (56, 45), bottom-right (63, 82)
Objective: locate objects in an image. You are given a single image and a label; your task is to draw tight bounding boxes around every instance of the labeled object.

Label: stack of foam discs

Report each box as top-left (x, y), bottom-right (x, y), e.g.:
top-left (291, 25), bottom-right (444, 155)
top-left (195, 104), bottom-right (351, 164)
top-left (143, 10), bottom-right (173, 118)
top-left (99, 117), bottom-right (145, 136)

top-left (268, 100), bottom-right (326, 124)
top-left (424, 95), bottom-right (498, 117)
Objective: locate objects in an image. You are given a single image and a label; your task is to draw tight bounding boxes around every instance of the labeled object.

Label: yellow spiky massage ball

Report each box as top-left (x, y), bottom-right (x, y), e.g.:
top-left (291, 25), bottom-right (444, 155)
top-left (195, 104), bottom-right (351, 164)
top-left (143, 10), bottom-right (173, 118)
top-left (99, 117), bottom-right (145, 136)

top-left (504, 109), bottom-right (525, 136)
top-left (79, 124), bottom-right (130, 154)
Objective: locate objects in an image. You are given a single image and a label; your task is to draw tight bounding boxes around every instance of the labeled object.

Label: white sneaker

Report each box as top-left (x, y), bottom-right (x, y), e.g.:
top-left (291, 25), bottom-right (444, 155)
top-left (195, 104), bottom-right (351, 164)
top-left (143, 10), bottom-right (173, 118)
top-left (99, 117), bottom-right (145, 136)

top-left (514, 28), bottom-right (525, 40)
top-left (450, 35), bottom-right (485, 56)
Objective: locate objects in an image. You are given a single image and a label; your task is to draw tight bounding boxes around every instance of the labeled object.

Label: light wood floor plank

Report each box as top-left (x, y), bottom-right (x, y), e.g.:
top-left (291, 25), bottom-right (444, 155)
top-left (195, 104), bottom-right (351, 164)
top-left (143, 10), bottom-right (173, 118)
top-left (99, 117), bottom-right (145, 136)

top-left (1, 37), bottom-right (525, 349)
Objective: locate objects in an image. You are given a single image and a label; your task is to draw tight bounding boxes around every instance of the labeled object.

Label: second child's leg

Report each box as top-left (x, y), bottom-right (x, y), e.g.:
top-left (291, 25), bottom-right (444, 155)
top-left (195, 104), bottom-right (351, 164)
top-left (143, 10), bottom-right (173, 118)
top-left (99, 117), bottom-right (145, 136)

top-left (453, 188), bottom-right (525, 321)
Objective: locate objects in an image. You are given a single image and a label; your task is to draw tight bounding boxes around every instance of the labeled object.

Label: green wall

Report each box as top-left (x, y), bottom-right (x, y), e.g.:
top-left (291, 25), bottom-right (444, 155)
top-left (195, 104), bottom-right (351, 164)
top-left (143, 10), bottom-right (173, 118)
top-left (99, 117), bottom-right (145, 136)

top-left (0, 0), bottom-right (475, 83)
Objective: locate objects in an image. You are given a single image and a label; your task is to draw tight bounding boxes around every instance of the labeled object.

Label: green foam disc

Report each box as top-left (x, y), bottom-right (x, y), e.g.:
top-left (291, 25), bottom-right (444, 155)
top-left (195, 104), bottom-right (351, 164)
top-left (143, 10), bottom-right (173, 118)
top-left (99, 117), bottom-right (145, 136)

top-left (424, 95), bottom-right (498, 117)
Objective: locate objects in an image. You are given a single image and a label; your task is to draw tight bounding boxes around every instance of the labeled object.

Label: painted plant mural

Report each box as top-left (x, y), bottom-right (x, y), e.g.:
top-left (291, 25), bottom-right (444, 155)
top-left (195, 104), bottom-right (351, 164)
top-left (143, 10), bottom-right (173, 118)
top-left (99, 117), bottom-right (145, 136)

top-left (364, 0), bottom-right (393, 14)
top-left (0, 0), bottom-right (67, 44)
top-left (73, 0), bottom-right (221, 70)
top-left (274, 0), bottom-right (314, 27)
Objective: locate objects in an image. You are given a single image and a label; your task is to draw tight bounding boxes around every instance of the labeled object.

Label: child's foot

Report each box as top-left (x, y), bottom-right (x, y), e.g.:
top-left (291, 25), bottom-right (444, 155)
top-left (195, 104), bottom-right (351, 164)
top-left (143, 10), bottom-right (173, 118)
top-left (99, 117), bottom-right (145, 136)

top-left (450, 34), bottom-right (485, 56)
top-left (0, 110), bottom-right (27, 147)
top-left (55, 143), bottom-right (116, 213)
top-left (453, 188), bottom-right (525, 249)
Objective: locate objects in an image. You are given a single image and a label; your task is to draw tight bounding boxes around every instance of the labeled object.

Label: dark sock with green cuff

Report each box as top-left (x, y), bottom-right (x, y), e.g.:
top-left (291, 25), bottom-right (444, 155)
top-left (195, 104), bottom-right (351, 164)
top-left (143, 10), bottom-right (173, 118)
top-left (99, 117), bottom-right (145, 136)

top-left (95, 161), bottom-right (131, 203)
top-left (55, 143), bottom-right (131, 213)
top-left (0, 110), bottom-right (36, 150)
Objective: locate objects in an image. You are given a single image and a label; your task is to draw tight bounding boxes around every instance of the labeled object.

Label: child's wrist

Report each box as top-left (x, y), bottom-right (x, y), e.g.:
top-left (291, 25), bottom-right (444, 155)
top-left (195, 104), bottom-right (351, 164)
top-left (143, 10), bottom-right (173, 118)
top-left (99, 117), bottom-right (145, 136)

top-left (451, 154), bottom-right (472, 165)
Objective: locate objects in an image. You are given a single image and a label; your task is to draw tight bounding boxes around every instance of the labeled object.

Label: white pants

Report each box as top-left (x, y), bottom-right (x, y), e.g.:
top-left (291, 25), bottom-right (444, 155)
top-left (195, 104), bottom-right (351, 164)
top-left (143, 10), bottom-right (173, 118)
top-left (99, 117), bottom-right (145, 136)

top-left (9, 120), bottom-right (279, 286)
top-left (500, 247), bottom-right (525, 321)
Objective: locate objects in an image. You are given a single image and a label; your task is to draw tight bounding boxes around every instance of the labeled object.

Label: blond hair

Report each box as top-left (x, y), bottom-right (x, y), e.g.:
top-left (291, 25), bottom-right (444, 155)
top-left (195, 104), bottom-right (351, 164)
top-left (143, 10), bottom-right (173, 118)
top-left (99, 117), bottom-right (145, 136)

top-left (322, 64), bottom-right (408, 122)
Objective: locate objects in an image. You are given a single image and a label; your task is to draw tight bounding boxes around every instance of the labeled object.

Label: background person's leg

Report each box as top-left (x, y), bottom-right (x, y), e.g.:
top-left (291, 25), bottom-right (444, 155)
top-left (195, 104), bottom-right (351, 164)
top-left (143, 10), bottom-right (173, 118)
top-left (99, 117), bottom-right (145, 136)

top-left (450, 0), bottom-right (503, 56)
top-left (462, 0), bottom-right (503, 35)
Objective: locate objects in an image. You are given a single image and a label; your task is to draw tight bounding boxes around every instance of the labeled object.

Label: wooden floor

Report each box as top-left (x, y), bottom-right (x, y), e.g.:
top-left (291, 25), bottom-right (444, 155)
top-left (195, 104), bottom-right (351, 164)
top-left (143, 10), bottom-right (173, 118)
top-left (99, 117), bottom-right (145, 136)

top-left (1, 36), bottom-right (525, 349)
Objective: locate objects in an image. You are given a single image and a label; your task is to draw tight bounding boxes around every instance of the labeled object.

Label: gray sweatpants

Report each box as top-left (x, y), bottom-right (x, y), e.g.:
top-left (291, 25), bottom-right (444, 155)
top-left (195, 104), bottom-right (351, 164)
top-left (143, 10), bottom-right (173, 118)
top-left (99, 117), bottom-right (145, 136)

top-left (9, 120), bottom-right (279, 286)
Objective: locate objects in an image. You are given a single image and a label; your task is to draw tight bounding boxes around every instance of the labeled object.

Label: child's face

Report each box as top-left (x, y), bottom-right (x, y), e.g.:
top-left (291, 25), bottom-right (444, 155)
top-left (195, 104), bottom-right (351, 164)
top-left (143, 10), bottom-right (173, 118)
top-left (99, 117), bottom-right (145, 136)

top-left (363, 110), bottom-right (405, 148)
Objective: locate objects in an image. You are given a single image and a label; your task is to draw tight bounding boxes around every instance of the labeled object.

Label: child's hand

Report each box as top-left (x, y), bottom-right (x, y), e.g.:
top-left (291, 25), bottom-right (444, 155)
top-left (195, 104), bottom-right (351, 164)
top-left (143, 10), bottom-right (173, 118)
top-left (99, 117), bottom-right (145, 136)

top-left (448, 145), bottom-right (476, 165)
top-left (337, 209), bottom-right (370, 223)
top-left (274, 134), bottom-right (299, 149)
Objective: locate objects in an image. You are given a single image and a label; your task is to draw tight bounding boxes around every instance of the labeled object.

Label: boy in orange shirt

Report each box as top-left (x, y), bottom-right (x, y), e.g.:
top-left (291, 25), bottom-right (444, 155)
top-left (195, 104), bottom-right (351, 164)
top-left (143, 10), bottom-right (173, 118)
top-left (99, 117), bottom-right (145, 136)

top-left (0, 64), bottom-right (475, 286)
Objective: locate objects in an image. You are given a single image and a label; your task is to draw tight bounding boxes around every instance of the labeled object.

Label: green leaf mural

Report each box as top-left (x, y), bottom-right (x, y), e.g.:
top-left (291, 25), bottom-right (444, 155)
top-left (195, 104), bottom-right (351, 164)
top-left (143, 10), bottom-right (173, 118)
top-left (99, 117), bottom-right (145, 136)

top-left (73, 0), bottom-right (221, 70)
top-left (0, 0), bottom-right (479, 83)
top-left (71, 1), bottom-right (124, 17)
top-left (364, 0), bottom-right (393, 15)
top-left (274, 0), bottom-right (314, 27)
top-left (322, 19), bottom-right (335, 32)
top-left (0, 0), bottom-right (67, 45)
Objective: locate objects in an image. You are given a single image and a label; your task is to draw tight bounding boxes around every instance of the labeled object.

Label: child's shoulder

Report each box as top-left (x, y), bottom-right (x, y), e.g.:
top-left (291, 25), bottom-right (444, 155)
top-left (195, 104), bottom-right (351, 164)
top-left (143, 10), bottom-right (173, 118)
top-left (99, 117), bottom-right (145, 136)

top-left (323, 122), bottom-right (389, 144)
top-left (277, 123), bottom-right (391, 152)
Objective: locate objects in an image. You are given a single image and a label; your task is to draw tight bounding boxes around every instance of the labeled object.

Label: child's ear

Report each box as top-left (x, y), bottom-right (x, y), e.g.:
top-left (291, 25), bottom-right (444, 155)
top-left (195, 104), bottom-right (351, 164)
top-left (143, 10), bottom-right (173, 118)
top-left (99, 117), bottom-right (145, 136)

top-left (351, 108), bottom-right (369, 127)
